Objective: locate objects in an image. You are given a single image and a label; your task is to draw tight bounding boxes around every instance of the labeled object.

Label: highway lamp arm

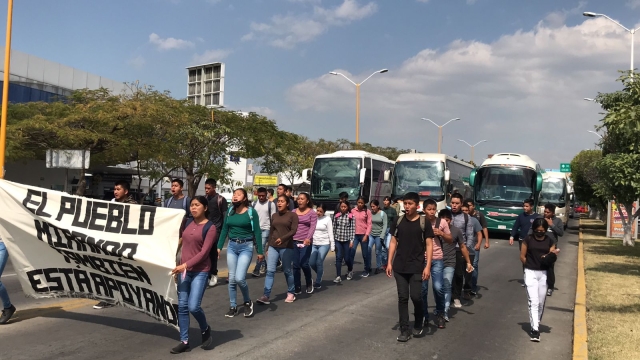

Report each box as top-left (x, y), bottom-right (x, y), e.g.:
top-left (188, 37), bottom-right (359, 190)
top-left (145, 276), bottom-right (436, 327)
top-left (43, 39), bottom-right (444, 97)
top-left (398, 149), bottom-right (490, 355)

top-left (360, 69), bottom-right (388, 85)
top-left (442, 117), bottom-right (461, 127)
top-left (457, 139), bottom-right (473, 147)
top-left (421, 118), bottom-right (441, 128)
top-left (587, 130), bottom-right (603, 139)
top-left (599, 14), bottom-right (631, 32)
top-left (329, 72), bottom-right (357, 86)
top-left (472, 140), bottom-right (487, 147)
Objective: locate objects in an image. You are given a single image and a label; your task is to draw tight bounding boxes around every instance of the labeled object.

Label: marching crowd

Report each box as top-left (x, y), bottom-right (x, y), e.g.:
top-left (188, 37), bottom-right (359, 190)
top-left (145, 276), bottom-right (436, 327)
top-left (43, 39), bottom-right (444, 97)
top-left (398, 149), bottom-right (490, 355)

top-left (0, 178), bottom-right (563, 354)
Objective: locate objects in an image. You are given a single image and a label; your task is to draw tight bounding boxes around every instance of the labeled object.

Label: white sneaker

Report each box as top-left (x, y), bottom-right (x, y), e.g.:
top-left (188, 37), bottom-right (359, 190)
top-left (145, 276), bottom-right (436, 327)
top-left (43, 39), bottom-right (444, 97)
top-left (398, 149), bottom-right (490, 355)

top-left (453, 299), bottom-right (462, 308)
top-left (333, 276), bottom-right (342, 283)
top-left (209, 275), bottom-right (218, 287)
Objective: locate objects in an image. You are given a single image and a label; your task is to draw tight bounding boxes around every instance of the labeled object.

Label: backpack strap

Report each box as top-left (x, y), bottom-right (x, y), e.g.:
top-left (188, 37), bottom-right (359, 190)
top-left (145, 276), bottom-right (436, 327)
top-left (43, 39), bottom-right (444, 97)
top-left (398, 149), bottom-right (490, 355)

top-left (202, 221), bottom-right (213, 240)
top-left (435, 217), bottom-right (444, 248)
top-left (268, 201), bottom-right (272, 226)
top-left (183, 196), bottom-right (190, 212)
top-left (463, 213), bottom-right (469, 241)
top-left (217, 194), bottom-right (223, 210)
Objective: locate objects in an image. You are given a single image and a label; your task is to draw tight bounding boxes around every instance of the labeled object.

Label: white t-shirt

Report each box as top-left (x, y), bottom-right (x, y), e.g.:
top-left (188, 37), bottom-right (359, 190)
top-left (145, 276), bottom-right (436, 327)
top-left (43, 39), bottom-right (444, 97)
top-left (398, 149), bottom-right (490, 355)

top-left (253, 200), bottom-right (276, 231)
top-left (313, 215), bottom-right (335, 250)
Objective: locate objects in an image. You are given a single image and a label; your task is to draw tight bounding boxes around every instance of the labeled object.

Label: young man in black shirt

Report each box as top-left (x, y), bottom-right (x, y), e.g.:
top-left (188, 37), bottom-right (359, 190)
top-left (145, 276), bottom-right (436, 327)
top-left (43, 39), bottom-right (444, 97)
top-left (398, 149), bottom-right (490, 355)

top-left (205, 178), bottom-right (228, 287)
top-left (387, 192), bottom-right (434, 342)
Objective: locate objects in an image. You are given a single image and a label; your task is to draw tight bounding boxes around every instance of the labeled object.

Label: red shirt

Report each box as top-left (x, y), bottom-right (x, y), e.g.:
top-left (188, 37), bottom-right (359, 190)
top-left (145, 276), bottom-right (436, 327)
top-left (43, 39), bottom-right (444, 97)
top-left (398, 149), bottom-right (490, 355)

top-left (181, 221), bottom-right (217, 272)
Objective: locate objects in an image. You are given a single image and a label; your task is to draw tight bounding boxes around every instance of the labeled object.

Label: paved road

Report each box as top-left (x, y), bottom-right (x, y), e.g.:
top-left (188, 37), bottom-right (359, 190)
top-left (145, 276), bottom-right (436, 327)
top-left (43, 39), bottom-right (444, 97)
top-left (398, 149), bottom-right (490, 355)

top-left (0, 220), bottom-right (579, 360)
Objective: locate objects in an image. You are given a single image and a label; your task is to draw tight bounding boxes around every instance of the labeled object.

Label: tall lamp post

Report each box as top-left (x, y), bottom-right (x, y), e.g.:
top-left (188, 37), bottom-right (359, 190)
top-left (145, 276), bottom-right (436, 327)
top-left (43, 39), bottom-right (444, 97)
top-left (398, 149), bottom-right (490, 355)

top-left (421, 118), bottom-right (460, 154)
top-left (0, 0), bottom-right (14, 179)
top-left (587, 130), bottom-right (603, 139)
top-left (329, 69), bottom-right (388, 144)
top-left (457, 139), bottom-right (487, 164)
top-left (583, 11), bottom-right (640, 75)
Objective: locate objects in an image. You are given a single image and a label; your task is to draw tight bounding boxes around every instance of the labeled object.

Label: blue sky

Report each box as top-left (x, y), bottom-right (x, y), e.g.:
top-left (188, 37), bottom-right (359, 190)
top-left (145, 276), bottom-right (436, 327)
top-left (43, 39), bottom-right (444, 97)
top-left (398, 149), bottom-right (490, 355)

top-left (2, 0), bottom-right (640, 167)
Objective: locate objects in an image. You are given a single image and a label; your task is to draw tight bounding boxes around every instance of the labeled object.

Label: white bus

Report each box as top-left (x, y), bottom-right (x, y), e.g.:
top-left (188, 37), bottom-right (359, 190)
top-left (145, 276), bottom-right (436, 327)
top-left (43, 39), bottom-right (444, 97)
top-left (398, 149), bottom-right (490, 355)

top-left (469, 153), bottom-right (544, 233)
top-left (392, 153), bottom-right (474, 213)
top-left (538, 171), bottom-right (571, 228)
top-left (309, 150), bottom-right (394, 214)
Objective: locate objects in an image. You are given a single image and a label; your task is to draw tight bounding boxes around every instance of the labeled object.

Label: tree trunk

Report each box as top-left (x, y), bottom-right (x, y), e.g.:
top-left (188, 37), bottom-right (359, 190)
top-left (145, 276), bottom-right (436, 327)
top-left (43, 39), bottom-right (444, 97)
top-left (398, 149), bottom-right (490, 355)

top-left (185, 170), bottom-right (196, 199)
top-left (75, 169), bottom-right (86, 196)
top-left (619, 202), bottom-right (636, 247)
top-left (135, 161), bottom-right (143, 204)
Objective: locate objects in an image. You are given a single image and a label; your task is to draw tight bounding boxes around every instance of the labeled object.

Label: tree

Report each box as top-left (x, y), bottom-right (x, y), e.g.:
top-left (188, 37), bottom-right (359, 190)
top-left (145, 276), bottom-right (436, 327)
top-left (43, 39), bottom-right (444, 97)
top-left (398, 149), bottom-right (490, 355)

top-left (594, 73), bottom-right (640, 246)
top-left (570, 150), bottom-right (606, 219)
top-left (257, 132), bottom-right (315, 191)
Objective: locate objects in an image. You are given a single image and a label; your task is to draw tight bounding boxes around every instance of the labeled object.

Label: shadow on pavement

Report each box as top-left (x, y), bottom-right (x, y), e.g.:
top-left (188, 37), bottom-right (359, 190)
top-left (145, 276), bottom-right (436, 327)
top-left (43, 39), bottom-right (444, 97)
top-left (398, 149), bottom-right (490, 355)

top-left (545, 306), bottom-right (574, 314)
top-left (587, 261), bottom-right (640, 276)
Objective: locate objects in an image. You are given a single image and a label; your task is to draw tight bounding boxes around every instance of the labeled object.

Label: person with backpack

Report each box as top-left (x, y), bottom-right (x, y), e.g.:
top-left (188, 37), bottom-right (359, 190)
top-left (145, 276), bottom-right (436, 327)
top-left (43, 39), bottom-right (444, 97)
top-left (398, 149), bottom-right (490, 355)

top-left (310, 203), bottom-right (335, 289)
top-left (333, 200), bottom-right (355, 284)
top-left (421, 199), bottom-right (451, 329)
top-left (460, 203), bottom-right (484, 300)
top-left (204, 178), bottom-right (228, 287)
top-left (528, 203), bottom-right (564, 296)
top-left (386, 192), bottom-right (435, 342)
top-left (437, 209), bottom-right (473, 324)
top-left (381, 196), bottom-right (398, 271)
top-left (464, 198), bottom-right (489, 296)
top-left (251, 187), bottom-right (276, 278)
top-left (368, 200), bottom-right (387, 275)
top-left (165, 179), bottom-right (192, 218)
top-left (350, 197), bottom-right (372, 278)
top-left (521, 217), bottom-right (559, 342)
top-left (277, 184), bottom-right (295, 211)
top-left (256, 194), bottom-right (299, 304)
top-left (170, 196), bottom-right (216, 354)
top-left (217, 188), bottom-right (263, 318)
top-left (450, 193), bottom-right (482, 308)
top-left (292, 193), bottom-right (318, 294)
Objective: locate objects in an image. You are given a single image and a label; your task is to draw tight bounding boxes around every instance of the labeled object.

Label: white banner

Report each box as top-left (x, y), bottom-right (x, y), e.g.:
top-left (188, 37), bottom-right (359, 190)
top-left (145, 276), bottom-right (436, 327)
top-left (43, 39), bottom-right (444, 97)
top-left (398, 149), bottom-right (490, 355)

top-left (0, 180), bottom-right (183, 328)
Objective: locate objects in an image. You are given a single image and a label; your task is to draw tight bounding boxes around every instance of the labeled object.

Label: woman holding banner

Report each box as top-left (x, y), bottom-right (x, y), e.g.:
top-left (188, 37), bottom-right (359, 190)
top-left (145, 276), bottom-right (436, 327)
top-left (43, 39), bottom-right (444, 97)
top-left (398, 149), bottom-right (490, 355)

top-left (217, 188), bottom-right (263, 318)
top-left (171, 196), bottom-right (217, 354)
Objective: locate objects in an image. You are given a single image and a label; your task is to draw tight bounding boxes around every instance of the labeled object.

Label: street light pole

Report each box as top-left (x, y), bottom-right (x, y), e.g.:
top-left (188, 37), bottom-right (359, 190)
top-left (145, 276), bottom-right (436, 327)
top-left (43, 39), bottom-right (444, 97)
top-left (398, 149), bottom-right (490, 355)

top-left (0, 0), bottom-right (14, 179)
top-left (587, 130), bottom-right (603, 139)
top-left (583, 11), bottom-right (640, 75)
top-left (329, 69), bottom-right (388, 144)
top-left (457, 139), bottom-right (487, 163)
top-left (421, 118), bottom-right (460, 153)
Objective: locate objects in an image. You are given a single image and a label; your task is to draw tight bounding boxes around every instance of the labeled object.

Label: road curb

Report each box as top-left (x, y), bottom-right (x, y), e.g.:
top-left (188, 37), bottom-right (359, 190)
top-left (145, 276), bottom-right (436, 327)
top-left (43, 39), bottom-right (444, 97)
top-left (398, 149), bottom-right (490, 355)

top-left (573, 217), bottom-right (588, 360)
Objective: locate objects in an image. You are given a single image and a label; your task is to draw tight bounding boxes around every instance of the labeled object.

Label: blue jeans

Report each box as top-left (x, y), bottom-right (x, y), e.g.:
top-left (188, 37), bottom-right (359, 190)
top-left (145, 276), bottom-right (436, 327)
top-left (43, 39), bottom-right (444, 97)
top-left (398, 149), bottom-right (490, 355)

top-left (350, 234), bottom-right (370, 272)
top-left (292, 242), bottom-right (312, 289)
top-left (381, 231), bottom-right (391, 266)
top-left (263, 246), bottom-right (295, 297)
top-left (335, 241), bottom-right (352, 277)
top-left (177, 271), bottom-right (209, 342)
top-left (227, 240), bottom-right (254, 307)
top-left (472, 249), bottom-right (480, 292)
top-left (309, 244), bottom-right (331, 286)
top-left (368, 235), bottom-right (383, 270)
top-left (254, 230), bottom-right (270, 270)
top-left (0, 242), bottom-right (11, 309)
top-left (421, 259), bottom-right (444, 320)
top-left (442, 266), bottom-right (455, 318)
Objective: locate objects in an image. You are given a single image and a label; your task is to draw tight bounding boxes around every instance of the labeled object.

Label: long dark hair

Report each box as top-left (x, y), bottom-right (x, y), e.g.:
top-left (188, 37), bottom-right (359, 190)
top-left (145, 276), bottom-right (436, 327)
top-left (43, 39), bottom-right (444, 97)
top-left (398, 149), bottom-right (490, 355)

top-left (230, 188), bottom-right (250, 215)
top-left (190, 196), bottom-right (210, 218)
top-left (339, 199), bottom-right (351, 214)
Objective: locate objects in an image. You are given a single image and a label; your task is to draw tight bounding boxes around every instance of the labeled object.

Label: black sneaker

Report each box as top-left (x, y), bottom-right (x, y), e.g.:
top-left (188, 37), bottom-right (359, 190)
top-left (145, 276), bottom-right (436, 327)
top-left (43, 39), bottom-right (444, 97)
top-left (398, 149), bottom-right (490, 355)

top-left (92, 301), bottom-right (114, 309)
top-left (251, 268), bottom-right (261, 277)
top-left (530, 330), bottom-right (540, 342)
top-left (294, 287), bottom-right (302, 295)
top-left (170, 342), bottom-right (191, 354)
top-left (397, 327), bottom-right (411, 342)
top-left (201, 326), bottom-right (213, 349)
top-left (306, 285), bottom-right (314, 294)
top-left (423, 318), bottom-right (430, 328)
top-left (225, 307), bottom-right (238, 318)
top-left (412, 325), bottom-right (424, 337)
top-left (243, 301), bottom-right (254, 317)
top-left (374, 268), bottom-right (381, 275)
top-left (469, 290), bottom-right (478, 296)
top-left (547, 289), bottom-right (553, 296)
top-left (0, 305), bottom-right (16, 324)
top-left (437, 315), bottom-right (446, 329)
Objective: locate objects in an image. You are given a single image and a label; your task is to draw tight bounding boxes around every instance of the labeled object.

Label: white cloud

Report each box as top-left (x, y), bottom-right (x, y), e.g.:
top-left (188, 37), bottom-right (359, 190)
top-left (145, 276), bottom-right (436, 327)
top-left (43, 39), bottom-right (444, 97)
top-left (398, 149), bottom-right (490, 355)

top-left (243, 0), bottom-right (377, 48)
top-left (148, 33), bottom-right (195, 51)
top-left (191, 49), bottom-right (233, 64)
top-left (128, 55), bottom-right (146, 69)
top-left (283, 17), bottom-right (637, 168)
top-left (628, 0), bottom-right (640, 9)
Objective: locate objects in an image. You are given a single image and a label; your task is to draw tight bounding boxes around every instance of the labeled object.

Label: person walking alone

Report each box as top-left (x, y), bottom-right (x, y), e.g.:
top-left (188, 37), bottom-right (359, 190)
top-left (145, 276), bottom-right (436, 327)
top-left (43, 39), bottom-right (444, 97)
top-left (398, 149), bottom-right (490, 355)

top-left (521, 218), bottom-right (559, 342)
top-left (256, 195), bottom-right (299, 304)
top-left (217, 189), bottom-right (263, 318)
top-left (170, 196), bottom-right (216, 354)
top-left (529, 204), bottom-right (563, 296)
top-left (310, 203), bottom-right (335, 289)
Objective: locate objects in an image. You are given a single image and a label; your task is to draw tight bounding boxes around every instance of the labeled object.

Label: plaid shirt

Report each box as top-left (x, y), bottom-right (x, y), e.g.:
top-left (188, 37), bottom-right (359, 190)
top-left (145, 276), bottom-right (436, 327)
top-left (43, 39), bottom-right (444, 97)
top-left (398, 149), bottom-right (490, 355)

top-left (333, 213), bottom-right (355, 243)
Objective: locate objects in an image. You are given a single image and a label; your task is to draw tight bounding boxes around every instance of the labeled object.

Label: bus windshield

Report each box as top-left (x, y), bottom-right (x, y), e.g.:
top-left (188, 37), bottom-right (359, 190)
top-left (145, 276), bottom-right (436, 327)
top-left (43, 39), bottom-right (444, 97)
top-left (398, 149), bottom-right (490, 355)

top-left (310, 157), bottom-right (362, 200)
top-left (475, 166), bottom-right (536, 207)
top-left (539, 178), bottom-right (566, 207)
top-left (393, 161), bottom-right (445, 201)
